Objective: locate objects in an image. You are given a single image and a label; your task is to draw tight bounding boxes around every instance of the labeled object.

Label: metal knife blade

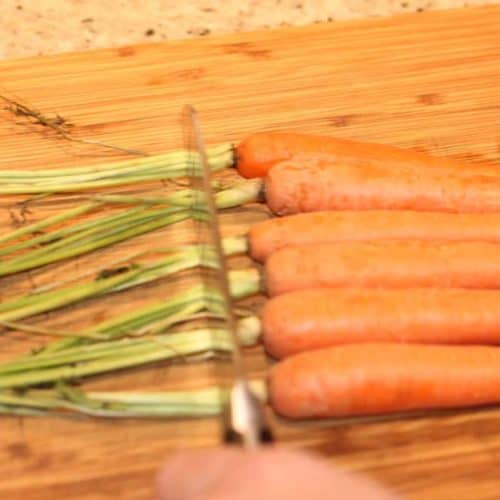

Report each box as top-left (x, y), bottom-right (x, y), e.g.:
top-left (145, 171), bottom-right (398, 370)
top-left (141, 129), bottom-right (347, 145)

top-left (183, 104), bottom-right (272, 449)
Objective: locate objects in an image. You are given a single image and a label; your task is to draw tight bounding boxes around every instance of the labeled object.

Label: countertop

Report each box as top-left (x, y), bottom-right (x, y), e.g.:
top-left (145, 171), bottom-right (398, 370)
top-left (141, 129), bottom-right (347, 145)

top-left (1, 0), bottom-right (500, 60)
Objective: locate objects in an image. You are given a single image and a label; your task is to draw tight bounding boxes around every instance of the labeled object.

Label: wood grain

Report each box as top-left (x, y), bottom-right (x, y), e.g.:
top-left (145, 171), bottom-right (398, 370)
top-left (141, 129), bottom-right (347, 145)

top-left (1, 5), bottom-right (500, 499)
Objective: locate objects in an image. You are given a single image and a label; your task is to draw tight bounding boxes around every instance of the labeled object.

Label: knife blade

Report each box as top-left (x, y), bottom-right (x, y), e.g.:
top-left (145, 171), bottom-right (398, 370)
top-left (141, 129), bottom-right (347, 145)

top-left (183, 104), bottom-right (272, 449)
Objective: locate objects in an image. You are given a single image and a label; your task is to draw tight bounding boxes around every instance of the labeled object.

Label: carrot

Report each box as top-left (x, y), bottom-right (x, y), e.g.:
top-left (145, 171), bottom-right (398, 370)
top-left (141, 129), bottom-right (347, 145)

top-left (235, 131), bottom-right (499, 179)
top-left (262, 288), bottom-right (500, 358)
top-left (265, 241), bottom-right (500, 296)
top-left (248, 210), bottom-right (500, 262)
top-left (264, 159), bottom-right (500, 215)
top-left (269, 343), bottom-right (500, 418)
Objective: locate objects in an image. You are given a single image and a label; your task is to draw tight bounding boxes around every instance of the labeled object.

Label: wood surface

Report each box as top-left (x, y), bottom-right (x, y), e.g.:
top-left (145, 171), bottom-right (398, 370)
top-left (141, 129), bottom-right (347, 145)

top-left (1, 5), bottom-right (500, 499)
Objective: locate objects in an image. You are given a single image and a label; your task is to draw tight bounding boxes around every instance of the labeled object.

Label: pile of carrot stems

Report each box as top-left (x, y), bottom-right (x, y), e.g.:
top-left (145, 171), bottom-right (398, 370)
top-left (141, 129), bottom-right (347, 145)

top-left (0, 147), bottom-right (265, 418)
top-left (0, 143), bottom-right (233, 194)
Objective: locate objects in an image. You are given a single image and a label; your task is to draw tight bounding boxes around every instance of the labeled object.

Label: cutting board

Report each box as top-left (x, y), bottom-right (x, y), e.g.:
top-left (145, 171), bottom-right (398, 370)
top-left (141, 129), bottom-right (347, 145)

top-left (1, 5), bottom-right (500, 500)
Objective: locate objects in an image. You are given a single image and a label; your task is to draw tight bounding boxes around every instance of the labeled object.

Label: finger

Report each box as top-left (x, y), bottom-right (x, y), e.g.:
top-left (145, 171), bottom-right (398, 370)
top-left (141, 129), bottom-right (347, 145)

top-left (156, 447), bottom-right (399, 500)
top-left (156, 448), bottom-right (243, 500)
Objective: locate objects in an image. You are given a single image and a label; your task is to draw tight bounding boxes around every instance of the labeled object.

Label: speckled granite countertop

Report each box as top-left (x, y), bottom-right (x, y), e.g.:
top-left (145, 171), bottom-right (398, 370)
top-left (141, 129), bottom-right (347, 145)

top-left (1, 0), bottom-right (499, 60)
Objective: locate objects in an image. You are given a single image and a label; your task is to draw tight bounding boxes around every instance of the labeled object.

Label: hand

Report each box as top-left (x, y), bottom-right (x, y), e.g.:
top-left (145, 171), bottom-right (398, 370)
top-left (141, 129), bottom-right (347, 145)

top-left (156, 446), bottom-right (400, 500)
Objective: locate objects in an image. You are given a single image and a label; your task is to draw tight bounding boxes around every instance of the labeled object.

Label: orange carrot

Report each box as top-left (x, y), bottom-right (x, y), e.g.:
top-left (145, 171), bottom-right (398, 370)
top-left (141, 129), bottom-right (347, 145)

top-left (265, 241), bottom-right (500, 296)
top-left (262, 288), bottom-right (500, 358)
top-left (248, 210), bottom-right (500, 262)
top-left (264, 159), bottom-right (500, 215)
top-left (235, 131), bottom-right (499, 179)
top-left (270, 343), bottom-right (500, 418)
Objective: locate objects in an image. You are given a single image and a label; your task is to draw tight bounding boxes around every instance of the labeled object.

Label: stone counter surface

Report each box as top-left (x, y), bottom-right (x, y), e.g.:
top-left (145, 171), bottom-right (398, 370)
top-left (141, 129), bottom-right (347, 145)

top-left (1, 0), bottom-right (499, 60)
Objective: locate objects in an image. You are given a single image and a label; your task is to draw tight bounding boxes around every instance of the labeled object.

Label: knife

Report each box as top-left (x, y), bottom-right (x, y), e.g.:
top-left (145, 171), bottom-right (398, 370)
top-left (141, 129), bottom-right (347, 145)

top-left (183, 104), bottom-right (273, 449)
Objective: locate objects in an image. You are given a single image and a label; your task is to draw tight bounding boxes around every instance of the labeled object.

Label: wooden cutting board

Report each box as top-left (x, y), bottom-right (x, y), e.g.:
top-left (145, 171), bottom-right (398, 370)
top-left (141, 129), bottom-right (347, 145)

top-left (1, 5), bottom-right (500, 500)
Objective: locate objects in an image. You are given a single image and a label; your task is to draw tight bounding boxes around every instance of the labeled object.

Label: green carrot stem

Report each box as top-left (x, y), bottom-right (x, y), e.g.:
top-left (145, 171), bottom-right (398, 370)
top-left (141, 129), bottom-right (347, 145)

top-left (0, 190), bottom-right (193, 259)
top-left (0, 320), bottom-right (108, 340)
top-left (0, 204), bottom-right (148, 258)
top-left (7, 207), bottom-right (181, 261)
top-left (0, 237), bottom-right (249, 335)
top-left (89, 178), bottom-right (263, 212)
top-left (0, 144), bottom-right (233, 194)
top-left (0, 390), bottom-right (62, 409)
top-left (0, 269), bottom-right (147, 322)
top-left (0, 202), bottom-right (101, 246)
top-left (0, 178), bottom-right (260, 278)
top-left (0, 322), bottom-right (261, 389)
top-left (0, 143), bottom-right (231, 178)
top-left (215, 179), bottom-right (264, 208)
top-left (229, 269), bottom-right (262, 298)
top-left (87, 383), bottom-right (267, 410)
top-left (0, 377), bottom-right (268, 418)
top-left (0, 209), bottom-right (189, 277)
top-left (31, 249), bottom-right (148, 293)
top-left (0, 316), bottom-right (261, 376)
top-left (89, 181), bottom-right (221, 206)
top-left (164, 179), bottom-right (264, 210)
top-left (24, 267), bottom-right (261, 358)
top-left (37, 291), bottom-right (207, 355)
top-left (0, 404), bottom-right (52, 416)
top-left (0, 178), bottom-right (259, 259)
